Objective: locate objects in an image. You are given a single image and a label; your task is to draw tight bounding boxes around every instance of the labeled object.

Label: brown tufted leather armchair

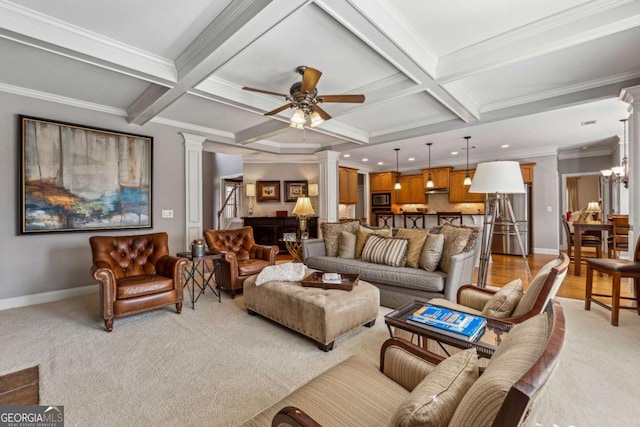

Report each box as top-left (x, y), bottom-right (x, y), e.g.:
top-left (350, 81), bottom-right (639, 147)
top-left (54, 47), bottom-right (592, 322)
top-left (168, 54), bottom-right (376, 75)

top-left (90, 232), bottom-right (188, 332)
top-left (204, 226), bottom-right (278, 298)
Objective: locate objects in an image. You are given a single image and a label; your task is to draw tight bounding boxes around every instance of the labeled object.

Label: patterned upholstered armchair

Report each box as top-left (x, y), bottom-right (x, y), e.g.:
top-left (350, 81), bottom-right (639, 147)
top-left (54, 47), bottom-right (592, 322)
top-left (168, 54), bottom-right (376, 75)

top-left (204, 226), bottom-right (278, 298)
top-left (90, 232), bottom-right (188, 332)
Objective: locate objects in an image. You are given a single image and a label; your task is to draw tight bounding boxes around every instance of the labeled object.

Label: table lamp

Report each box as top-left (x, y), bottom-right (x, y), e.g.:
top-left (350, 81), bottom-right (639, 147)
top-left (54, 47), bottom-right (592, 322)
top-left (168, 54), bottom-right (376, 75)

top-left (292, 196), bottom-right (315, 237)
top-left (245, 183), bottom-right (256, 216)
top-left (469, 161), bottom-right (531, 287)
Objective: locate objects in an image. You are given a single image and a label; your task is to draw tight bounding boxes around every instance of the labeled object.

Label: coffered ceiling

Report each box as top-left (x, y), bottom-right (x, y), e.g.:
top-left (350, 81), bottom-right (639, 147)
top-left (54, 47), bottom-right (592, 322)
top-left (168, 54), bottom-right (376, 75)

top-left (1, 0), bottom-right (639, 171)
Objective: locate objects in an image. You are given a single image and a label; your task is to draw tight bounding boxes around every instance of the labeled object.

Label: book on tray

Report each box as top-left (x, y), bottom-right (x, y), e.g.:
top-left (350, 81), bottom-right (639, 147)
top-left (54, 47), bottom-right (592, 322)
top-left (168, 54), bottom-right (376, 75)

top-left (407, 304), bottom-right (487, 342)
top-left (322, 273), bottom-right (342, 284)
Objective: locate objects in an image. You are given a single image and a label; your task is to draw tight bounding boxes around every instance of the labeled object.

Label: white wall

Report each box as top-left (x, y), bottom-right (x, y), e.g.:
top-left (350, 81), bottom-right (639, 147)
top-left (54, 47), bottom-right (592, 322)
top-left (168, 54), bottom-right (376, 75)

top-left (0, 91), bottom-right (186, 301)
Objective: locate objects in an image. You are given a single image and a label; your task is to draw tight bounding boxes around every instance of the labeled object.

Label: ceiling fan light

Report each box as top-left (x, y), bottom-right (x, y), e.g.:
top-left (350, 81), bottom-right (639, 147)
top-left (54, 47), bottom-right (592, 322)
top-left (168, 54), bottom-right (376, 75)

top-left (291, 108), bottom-right (306, 125)
top-left (309, 111), bottom-right (324, 127)
top-left (289, 122), bottom-right (304, 129)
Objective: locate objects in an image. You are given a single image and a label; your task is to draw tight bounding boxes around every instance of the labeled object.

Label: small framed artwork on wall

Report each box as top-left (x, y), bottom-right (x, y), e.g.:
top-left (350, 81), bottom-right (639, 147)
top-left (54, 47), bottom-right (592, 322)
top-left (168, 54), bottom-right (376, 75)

top-left (284, 180), bottom-right (308, 202)
top-left (256, 181), bottom-right (280, 203)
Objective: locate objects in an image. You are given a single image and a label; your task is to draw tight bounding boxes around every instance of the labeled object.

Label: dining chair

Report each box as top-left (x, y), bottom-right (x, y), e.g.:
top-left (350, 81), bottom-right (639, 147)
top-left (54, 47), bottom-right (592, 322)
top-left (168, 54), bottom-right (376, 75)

top-left (607, 214), bottom-right (629, 259)
top-left (561, 215), bottom-right (602, 261)
top-left (585, 237), bottom-right (640, 326)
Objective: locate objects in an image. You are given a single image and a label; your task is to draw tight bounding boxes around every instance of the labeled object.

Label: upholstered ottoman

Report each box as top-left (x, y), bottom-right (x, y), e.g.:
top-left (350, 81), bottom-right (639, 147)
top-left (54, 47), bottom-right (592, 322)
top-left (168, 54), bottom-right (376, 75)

top-left (243, 273), bottom-right (380, 351)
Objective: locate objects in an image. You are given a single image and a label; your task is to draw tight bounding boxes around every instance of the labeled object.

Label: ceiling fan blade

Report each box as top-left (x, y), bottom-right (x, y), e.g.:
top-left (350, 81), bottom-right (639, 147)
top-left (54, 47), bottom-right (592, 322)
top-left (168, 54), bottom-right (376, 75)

top-left (264, 103), bottom-right (293, 116)
top-left (317, 94), bottom-right (365, 103)
top-left (313, 105), bottom-right (332, 121)
top-left (242, 87), bottom-right (288, 97)
top-left (300, 67), bottom-right (322, 93)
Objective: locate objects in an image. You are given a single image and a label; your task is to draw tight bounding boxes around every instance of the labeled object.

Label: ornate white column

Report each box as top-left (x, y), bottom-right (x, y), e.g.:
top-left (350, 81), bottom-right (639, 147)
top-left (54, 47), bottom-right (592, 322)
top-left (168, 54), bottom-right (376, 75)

top-left (182, 133), bottom-right (207, 249)
top-left (620, 85), bottom-right (640, 248)
top-left (314, 150), bottom-right (340, 222)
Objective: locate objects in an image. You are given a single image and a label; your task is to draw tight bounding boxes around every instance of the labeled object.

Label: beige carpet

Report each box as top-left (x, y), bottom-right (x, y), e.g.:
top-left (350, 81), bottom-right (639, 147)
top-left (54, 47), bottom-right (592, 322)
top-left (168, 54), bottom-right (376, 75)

top-left (0, 292), bottom-right (638, 426)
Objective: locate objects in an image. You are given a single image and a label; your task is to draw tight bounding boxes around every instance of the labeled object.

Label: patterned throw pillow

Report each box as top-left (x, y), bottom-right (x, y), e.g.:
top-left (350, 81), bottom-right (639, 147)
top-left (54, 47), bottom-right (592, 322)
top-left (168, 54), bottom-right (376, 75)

top-left (419, 233), bottom-right (445, 272)
top-left (320, 220), bottom-right (360, 257)
top-left (360, 235), bottom-right (409, 267)
top-left (481, 278), bottom-right (523, 318)
top-left (395, 228), bottom-right (429, 268)
top-left (391, 348), bottom-right (479, 427)
top-left (438, 224), bottom-right (479, 273)
top-left (338, 231), bottom-right (357, 259)
top-left (355, 225), bottom-right (392, 259)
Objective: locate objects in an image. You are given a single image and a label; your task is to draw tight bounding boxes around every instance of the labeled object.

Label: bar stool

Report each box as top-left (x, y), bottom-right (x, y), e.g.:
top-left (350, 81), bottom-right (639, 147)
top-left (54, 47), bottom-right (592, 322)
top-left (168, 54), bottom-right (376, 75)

top-left (403, 212), bottom-right (425, 229)
top-left (585, 237), bottom-right (640, 326)
top-left (437, 211), bottom-right (463, 225)
top-left (376, 211), bottom-right (395, 228)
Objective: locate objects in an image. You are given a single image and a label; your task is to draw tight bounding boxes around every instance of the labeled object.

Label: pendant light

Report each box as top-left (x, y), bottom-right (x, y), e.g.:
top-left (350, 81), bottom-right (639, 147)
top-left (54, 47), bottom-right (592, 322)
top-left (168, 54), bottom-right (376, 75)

top-left (463, 136), bottom-right (472, 186)
top-left (394, 148), bottom-right (401, 190)
top-left (425, 143), bottom-right (434, 188)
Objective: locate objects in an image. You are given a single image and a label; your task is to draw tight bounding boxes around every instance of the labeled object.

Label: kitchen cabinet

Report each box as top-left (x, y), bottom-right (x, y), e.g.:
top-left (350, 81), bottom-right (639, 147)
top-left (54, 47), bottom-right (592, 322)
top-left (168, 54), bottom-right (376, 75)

top-left (449, 170), bottom-right (484, 203)
top-left (339, 166), bottom-right (358, 204)
top-left (370, 172), bottom-right (397, 192)
top-left (396, 174), bottom-right (426, 204)
top-left (422, 166), bottom-right (451, 189)
top-left (520, 163), bottom-right (535, 183)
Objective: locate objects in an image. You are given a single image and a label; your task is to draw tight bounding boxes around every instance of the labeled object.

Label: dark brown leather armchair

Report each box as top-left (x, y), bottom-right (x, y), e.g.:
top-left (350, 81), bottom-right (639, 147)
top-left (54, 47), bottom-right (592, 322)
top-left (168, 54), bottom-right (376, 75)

top-left (90, 232), bottom-right (188, 332)
top-left (204, 226), bottom-right (278, 298)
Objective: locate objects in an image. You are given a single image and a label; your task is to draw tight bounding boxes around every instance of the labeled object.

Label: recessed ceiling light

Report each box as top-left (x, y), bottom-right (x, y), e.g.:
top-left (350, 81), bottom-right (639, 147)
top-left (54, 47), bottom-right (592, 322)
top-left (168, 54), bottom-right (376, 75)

top-left (362, 158), bottom-right (368, 162)
top-left (451, 151), bottom-right (459, 155)
top-left (343, 154), bottom-right (350, 158)
top-left (377, 161), bottom-right (384, 165)
top-left (408, 157), bottom-right (415, 161)
top-left (501, 144), bottom-right (509, 148)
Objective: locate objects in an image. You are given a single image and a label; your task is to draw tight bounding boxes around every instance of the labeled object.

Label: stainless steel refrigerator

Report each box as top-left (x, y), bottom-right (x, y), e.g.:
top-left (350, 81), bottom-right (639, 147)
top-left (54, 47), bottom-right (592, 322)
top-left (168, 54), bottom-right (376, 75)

top-left (490, 184), bottom-right (531, 256)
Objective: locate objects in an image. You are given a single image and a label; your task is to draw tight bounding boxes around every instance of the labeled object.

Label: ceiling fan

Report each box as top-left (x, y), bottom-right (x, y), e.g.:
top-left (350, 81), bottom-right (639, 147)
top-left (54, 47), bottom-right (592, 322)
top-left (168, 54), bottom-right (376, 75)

top-left (242, 66), bottom-right (365, 128)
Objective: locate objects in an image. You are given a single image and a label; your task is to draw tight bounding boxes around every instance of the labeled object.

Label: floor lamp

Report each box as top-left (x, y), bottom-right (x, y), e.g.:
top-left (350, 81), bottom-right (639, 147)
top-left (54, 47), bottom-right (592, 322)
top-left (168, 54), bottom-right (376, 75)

top-left (470, 161), bottom-right (532, 287)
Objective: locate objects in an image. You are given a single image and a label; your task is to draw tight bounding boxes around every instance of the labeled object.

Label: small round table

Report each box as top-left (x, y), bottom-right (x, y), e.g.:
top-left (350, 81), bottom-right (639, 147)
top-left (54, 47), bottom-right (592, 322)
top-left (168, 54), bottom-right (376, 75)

top-left (176, 251), bottom-right (222, 308)
top-left (279, 238), bottom-right (304, 263)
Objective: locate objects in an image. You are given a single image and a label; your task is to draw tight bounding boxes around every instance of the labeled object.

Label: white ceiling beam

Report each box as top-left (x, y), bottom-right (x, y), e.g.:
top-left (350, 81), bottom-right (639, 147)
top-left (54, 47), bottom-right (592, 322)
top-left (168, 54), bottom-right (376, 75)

top-left (128, 0), bottom-right (294, 125)
top-left (0, 0), bottom-right (176, 84)
top-left (235, 120), bottom-right (292, 144)
top-left (316, 0), bottom-right (479, 122)
top-left (438, 0), bottom-right (640, 83)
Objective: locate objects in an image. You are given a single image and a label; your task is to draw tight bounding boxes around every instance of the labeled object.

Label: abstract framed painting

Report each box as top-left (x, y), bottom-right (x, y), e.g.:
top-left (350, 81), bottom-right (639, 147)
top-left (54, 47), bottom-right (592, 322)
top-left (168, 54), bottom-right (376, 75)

top-left (19, 115), bottom-right (153, 234)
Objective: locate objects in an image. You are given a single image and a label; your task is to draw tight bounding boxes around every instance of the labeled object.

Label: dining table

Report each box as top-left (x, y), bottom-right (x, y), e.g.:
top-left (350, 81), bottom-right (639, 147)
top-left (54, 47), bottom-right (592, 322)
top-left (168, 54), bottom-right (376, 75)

top-left (573, 221), bottom-right (612, 276)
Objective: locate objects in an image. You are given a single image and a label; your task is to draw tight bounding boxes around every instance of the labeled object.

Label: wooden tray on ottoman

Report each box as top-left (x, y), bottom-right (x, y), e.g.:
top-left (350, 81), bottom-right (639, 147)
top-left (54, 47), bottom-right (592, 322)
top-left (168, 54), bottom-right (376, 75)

top-left (301, 272), bottom-right (360, 291)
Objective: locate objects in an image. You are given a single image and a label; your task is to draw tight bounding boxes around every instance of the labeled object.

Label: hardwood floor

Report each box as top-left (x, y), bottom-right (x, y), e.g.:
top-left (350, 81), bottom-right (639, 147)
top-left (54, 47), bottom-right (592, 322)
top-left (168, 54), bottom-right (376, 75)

top-left (485, 251), bottom-right (637, 303)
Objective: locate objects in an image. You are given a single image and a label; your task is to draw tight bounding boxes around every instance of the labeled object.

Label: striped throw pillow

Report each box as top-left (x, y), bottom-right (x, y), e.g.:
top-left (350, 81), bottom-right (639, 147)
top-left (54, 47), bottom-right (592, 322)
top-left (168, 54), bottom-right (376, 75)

top-left (361, 235), bottom-right (409, 267)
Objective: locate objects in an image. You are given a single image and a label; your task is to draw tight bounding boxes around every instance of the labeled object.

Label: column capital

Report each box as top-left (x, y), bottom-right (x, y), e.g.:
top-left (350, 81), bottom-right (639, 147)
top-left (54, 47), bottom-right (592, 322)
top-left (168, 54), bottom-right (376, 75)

top-left (620, 85), bottom-right (640, 107)
top-left (181, 133), bottom-right (207, 148)
top-left (314, 150), bottom-right (340, 162)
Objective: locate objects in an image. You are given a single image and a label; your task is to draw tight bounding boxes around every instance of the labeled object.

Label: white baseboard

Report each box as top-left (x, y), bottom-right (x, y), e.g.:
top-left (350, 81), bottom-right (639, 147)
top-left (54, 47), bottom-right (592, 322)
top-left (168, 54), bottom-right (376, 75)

top-left (533, 247), bottom-right (560, 255)
top-left (0, 284), bottom-right (98, 311)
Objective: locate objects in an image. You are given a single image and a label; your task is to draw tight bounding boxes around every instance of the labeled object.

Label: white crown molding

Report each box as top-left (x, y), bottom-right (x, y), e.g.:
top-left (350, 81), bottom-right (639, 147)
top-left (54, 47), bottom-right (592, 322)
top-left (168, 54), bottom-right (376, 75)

top-left (438, 0), bottom-right (640, 82)
top-left (0, 82), bottom-right (127, 116)
top-left (242, 152), bottom-right (321, 163)
top-left (0, 0), bottom-right (176, 82)
top-left (558, 148), bottom-right (613, 160)
top-left (482, 70), bottom-right (640, 113)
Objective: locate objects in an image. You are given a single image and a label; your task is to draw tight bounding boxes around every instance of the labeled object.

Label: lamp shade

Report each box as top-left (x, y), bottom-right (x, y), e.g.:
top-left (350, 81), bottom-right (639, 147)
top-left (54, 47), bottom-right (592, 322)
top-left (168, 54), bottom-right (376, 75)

top-left (308, 183), bottom-right (319, 197)
top-left (245, 183), bottom-right (256, 197)
top-left (292, 196), bottom-right (315, 216)
top-left (469, 161), bottom-right (525, 194)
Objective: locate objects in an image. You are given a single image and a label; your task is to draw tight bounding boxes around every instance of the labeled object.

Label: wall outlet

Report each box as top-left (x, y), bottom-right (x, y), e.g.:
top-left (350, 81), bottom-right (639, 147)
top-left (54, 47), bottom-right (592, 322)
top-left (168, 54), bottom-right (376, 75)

top-left (546, 206), bottom-right (552, 213)
top-left (162, 210), bottom-right (174, 218)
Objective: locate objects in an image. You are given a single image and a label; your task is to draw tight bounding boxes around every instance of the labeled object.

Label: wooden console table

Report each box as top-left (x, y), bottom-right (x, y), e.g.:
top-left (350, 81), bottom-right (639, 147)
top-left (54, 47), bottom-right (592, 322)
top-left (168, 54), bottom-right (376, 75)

top-left (243, 216), bottom-right (318, 253)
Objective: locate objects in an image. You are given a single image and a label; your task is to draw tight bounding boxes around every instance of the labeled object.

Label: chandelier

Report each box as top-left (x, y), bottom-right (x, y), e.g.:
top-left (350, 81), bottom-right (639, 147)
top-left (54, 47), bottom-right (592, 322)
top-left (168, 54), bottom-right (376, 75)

top-left (601, 118), bottom-right (629, 189)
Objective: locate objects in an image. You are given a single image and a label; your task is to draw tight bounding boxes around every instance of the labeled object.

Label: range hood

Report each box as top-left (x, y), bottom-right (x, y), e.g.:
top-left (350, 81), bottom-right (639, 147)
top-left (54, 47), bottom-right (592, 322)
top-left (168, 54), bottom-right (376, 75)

top-left (424, 188), bottom-right (450, 194)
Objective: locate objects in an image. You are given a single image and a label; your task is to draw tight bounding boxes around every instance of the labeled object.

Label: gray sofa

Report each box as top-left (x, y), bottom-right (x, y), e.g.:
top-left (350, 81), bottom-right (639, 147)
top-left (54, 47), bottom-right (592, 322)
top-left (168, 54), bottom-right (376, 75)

top-left (303, 234), bottom-right (480, 308)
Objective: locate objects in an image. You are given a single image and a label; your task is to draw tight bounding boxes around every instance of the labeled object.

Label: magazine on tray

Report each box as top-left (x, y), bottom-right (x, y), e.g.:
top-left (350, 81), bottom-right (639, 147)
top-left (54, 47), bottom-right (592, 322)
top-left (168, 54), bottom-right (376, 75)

top-left (407, 304), bottom-right (487, 341)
